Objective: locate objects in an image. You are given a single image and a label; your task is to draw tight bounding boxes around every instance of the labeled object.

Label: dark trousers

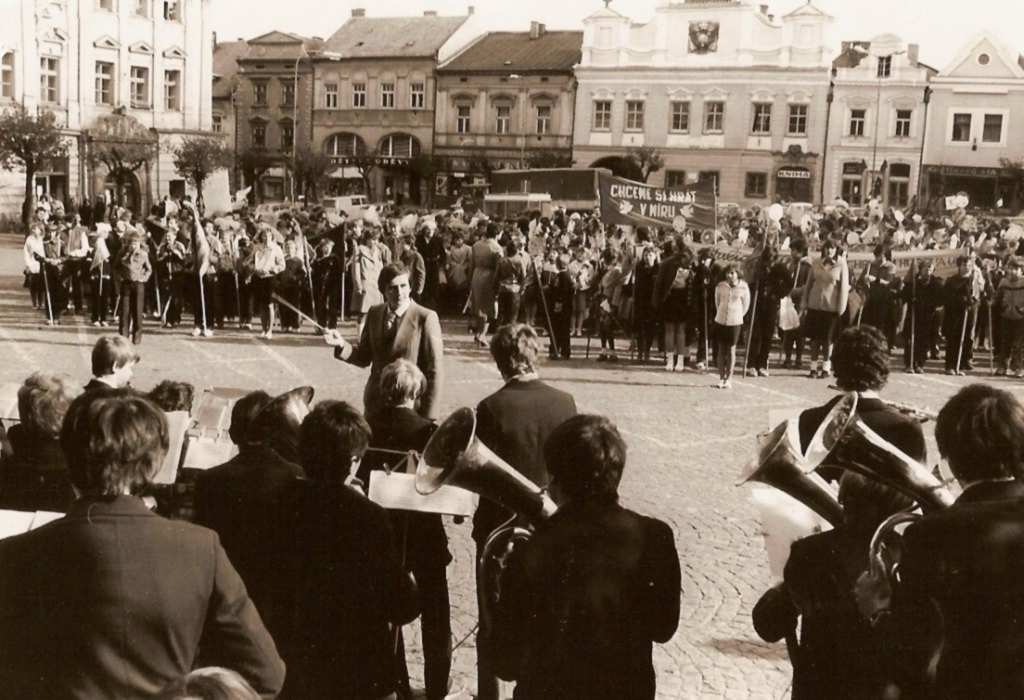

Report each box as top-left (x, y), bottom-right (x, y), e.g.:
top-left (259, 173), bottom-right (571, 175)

top-left (67, 258), bottom-right (88, 312)
top-left (903, 310), bottom-right (931, 370)
top-left (748, 307), bottom-right (779, 370)
top-left (192, 274), bottom-right (218, 330)
top-left (42, 264), bottom-right (65, 320)
top-left (164, 274), bottom-right (185, 325)
top-left (90, 273), bottom-right (112, 323)
top-left (118, 281), bottom-right (145, 341)
top-left (945, 304), bottom-right (978, 370)
top-left (497, 289), bottom-right (522, 327)
top-left (395, 562), bottom-right (452, 700)
top-left (279, 278), bottom-right (301, 330)
top-left (475, 540), bottom-right (500, 700)
top-left (550, 311), bottom-right (572, 359)
top-left (219, 271), bottom-right (241, 322)
top-left (783, 327), bottom-right (805, 363)
top-left (238, 277), bottom-right (253, 325)
top-left (636, 316), bottom-right (655, 359)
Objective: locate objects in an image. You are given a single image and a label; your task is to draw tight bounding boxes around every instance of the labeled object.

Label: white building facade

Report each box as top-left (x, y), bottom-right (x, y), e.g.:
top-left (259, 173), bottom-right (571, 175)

top-left (0, 0), bottom-right (226, 226)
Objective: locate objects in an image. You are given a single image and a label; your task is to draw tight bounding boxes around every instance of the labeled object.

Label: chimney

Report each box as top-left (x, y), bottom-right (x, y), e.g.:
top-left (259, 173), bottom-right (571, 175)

top-left (467, 5), bottom-right (475, 14)
top-left (907, 43), bottom-right (919, 65)
top-left (760, 4), bottom-right (769, 14)
top-left (424, 10), bottom-right (437, 16)
top-left (351, 8), bottom-right (365, 17)
top-left (529, 21), bottom-right (546, 40)
top-left (212, 31), bottom-right (218, 48)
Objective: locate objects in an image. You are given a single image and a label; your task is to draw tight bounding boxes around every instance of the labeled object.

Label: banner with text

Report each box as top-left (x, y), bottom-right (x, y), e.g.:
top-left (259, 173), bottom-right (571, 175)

top-left (598, 173), bottom-right (716, 231)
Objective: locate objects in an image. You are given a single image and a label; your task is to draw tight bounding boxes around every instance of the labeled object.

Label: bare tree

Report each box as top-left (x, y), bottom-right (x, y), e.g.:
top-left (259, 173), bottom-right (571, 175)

top-left (627, 145), bottom-right (665, 183)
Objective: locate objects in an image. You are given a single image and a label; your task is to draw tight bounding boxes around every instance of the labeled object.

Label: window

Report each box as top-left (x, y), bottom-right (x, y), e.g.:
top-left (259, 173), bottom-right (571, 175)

top-left (951, 113), bottom-right (972, 142)
top-left (699, 171), bottom-right (719, 191)
top-left (984, 114), bottom-right (1004, 143)
top-left (496, 105), bottom-right (511, 134)
top-left (841, 162), bottom-right (865, 205)
top-left (745, 172), bottom-right (768, 198)
top-left (164, 69), bottom-right (180, 111)
top-left (212, 114), bottom-right (223, 133)
top-left (379, 134), bottom-right (420, 159)
top-left (133, 0), bottom-right (148, 16)
top-left (282, 80), bottom-right (295, 107)
top-left (593, 100), bottom-right (612, 130)
top-left (889, 163), bottom-right (911, 207)
top-left (97, 0), bottom-right (115, 11)
top-left (877, 55), bottom-right (892, 78)
top-left (1, 52), bottom-right (14, 99)
top-left (895, 109), bottom-right (912, 138)
top-left (162, 0), bottom-right (179, 20)
top-left (280, 122), bottom-right (293, 150)
top-left (95, 61), bottom-right (114, 105)
top-left (40, 57), bottom-right (59, 103)
top-left (325, 132), bottom-right (364, 157)
top-left (380, 82), bottom-right (395, 109)
top-left (352, 82), bottom-right (366, 108)
top-left (410, 81), bottom-right (425, 109)
top-left (752, 103), bottom-right (772, 135)
top-left (130, 66), bottom-right (149, 107)
top-left (324, 82), bottom-right (338, 109)
top-left (456, 105), bottom-right (471, 134)
top-left (536, 104), bottom-right (551, 134)
top-left (253, 81), bottom-right (267, 106)
top-left (788, 104), bottom-right (808, 136)
top-left (670, 101), bottom-right (690, 132)
top-left (665, 170), bottom-right (687, 189)
top-left (625, 100), bottom-right (644, 131)
top-left (252, 123), bottom-right (266, 148)
top-left (849, 108), bottom-right (866, 137)
top-left (704, 101), bottom-right (724, 133)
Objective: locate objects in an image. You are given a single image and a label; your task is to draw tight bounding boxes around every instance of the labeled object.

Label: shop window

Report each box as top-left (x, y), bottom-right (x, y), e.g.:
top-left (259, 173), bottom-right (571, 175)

top-left (888, 163), bottom-right (911, 207)
top-left (745, 172), bottom-right (768, 198)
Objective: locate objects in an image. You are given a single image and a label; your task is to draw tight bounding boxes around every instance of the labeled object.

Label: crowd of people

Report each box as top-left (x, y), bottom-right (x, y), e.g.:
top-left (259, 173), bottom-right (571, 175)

top-left (18, 190), bottom-right (1024, 385)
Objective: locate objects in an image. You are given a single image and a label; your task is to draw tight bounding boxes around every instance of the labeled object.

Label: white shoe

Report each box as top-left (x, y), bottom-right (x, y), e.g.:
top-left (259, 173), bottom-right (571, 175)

top-left (92, 321), bottom-right (101, 327)
top-left (265, 330), bottom-right (273, 340)
top-left (723, 379), bottom-right (733, 389)
top-left (202, 328), bottom-right (213, 338)
top-left (664, 358), bottom-right (674, 372)
top-left (191, 327), bottom-right (201, 337)
top-left (696, 362), bottom-right (706, 371)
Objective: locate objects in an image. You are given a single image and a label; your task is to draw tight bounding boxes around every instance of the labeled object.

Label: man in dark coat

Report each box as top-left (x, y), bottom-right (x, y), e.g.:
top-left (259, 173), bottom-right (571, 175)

top-left (417, 224), bottom-right (447, 310)
top-left (288, 400), bottom-right (419, 700)
top-left (493, 414), bottom-right (681, 700)
top-left (473, 323), bottom-right (578, 700)
top-left (0, 390), bottom-right (285, 698)
top-left (194, 387), bottom-right (308, 654)
top-left (860, 384), bottom-right (1024, 699)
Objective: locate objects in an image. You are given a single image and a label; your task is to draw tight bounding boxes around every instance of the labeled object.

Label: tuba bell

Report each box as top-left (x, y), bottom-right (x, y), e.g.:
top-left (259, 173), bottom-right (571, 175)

top-left (415, 407), bottom-right (556, 642)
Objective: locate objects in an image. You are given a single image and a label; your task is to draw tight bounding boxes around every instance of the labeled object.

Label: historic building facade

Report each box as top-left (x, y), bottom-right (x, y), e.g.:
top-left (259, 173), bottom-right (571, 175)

top-left (234, 30), bottom-right (321, 202)
top-left (824, 35), bottom-right (935, 210)
top-left (572, 0), bottom-right (834, 207)
top-left (921, 33), bottom-right (1024, 212)
top-left (0, 0), bottom-right (225, 224)
top-left (310, 8), bottom-right (480, 206)
top-left (433, 23), bottom-right (582, 207)
top-left (211, 36), bottom-right (246, 192)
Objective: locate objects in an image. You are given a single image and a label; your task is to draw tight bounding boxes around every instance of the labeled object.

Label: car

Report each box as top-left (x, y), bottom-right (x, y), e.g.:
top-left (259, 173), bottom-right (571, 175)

top-left (321, 195), bottom-right (370, 219)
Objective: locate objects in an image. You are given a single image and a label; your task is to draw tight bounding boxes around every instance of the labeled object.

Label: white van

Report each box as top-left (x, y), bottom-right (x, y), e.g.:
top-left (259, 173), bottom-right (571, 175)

top-left (321, 195), bottom-right (369, 218)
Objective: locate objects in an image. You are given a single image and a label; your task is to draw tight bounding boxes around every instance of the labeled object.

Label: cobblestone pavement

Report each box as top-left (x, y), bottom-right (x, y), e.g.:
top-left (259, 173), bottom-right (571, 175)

top-left (0, 232), bottom-right (1016, 698)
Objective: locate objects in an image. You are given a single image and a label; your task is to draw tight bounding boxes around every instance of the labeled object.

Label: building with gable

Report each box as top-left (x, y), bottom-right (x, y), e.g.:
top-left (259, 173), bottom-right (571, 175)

top-left (310, 7), bottom-right (480, 206)
top-left (572, 0), bottom-right (835, 209)
top-left (825, 35), bottom-right (935, 210)
top-left (211, 36), bottom-right (247, 191)
top-left (234, 30), bottom-right (323, 202)
top-left (921, 32), bottom-right (1024, 212)
top-left (433, 23), bottom-right (583, 207)
top-left (0, 0), bottom-right (225, 225)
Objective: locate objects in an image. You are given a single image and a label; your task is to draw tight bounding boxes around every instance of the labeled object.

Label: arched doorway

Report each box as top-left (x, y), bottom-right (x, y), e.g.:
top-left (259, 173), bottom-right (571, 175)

top-left (377, 133), bottom-right (423, 205)
top-left (323, 132), bottom-right (370, 197)
top-left (104, 171), bottom-right (141, 216)
top-left (591, 156), bottom-right (643, 182)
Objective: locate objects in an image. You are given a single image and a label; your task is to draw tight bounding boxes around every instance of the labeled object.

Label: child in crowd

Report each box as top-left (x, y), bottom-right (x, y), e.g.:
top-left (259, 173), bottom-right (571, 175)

top-left (995, 257), bottom-right (1024, 377)
top-left (85, 335), bottom-right (140, 392)
top-left (714, 264), bottom-right (751, 389)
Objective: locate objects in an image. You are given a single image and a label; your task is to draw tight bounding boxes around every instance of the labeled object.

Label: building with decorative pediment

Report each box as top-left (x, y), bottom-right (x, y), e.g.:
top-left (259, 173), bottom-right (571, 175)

top-left (921, 32), bottom-right (1024, 212)
top-left (572, 0), bottom-right (835, 209)
top-left (0, 0), bottom-right (225, 224)
top-left (824, 35), bottom-right (935, 210)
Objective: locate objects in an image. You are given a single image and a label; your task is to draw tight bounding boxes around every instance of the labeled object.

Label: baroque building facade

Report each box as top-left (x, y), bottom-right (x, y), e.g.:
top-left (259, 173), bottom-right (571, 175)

top-left (572, 0), bottom-right (834, 207)
top-left (0, 0), bottom-right (226, 224)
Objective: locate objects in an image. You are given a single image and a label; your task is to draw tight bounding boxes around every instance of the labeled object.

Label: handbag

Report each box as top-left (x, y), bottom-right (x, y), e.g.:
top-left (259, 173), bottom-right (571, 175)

top-left (779, 296), bottom-right (801, 331)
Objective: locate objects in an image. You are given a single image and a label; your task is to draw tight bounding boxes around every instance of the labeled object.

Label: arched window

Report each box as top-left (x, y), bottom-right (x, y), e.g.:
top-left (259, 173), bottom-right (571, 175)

top-left (324, 132), bottom-right (367, 157)
top-left (1, 52), bottom-right (15, 99)
top-left (378, 133), bottom-right (420, 159)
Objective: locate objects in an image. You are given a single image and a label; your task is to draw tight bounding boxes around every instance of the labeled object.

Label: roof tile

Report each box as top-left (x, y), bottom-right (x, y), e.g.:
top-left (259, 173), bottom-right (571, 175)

top-left (441, 30), bottom-right (583, 72)
top-left (324, 16), bottom-right (467, 58)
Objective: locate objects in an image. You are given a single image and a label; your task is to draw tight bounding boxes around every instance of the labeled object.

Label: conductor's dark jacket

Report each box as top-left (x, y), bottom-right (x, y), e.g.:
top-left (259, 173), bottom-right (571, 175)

top-left (493, 499), bottom-right (681, 700)
top-left (472, 378), bottom-right (577, 544)
top-left (0, 495), bottom-right (285, 698)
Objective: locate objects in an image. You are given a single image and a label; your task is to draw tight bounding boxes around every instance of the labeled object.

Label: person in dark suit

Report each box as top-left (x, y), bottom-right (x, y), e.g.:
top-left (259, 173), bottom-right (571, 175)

top-left (287, 400), bottom-right (419, 700)
top-left (194, 387), bottom-right (309, 655)
top-left (0, 373), bottom-right (80, 513)
top-left (493, 414), bottom-right (681, 700)
top-left (547, 254), bottom-right (575, 359)
top-left (860, 384), bottom-right (1024, 700)
top-left (0, 389), bottom-right (285, 698)
top-left (752, 471), bottom-right (914, 699)
top-left (325, 262), bottom-right (444, 421)
top-left (473, 323), bottom-right (578, 700)
top-left (797, 326), bottom-right (926, 482)
top-left (84, 334), bottom-right (139, 393)
top-left (361, 359), bottom-right (452, 700)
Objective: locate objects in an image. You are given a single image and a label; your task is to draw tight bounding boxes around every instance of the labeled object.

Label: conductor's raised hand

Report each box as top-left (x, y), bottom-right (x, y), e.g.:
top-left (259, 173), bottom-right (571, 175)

top-left (323, 329), bottom-right (350, 352)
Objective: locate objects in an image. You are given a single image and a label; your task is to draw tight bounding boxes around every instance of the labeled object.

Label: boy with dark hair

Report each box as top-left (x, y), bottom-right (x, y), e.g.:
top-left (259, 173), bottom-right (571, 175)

top-left (87, 335), bottom-right (140, 391)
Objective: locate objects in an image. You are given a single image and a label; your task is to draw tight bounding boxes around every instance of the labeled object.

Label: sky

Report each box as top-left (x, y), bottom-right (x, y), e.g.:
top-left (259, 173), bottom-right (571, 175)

top-left (211, 0), bottom-right (1024, 70)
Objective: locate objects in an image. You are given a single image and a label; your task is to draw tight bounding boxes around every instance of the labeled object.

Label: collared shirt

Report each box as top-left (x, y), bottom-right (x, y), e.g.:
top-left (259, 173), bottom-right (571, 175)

top-left (506, 371), bottom-right (538, 385)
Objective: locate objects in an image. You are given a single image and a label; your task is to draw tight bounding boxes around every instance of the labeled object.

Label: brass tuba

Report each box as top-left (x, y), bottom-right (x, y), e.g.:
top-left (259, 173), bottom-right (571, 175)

top-left (415, 407), bottom-right (556, 638)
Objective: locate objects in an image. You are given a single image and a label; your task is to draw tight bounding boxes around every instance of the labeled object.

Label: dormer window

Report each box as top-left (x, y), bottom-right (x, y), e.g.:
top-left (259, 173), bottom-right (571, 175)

top-left (877, 55), bottom-right (892, 78)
